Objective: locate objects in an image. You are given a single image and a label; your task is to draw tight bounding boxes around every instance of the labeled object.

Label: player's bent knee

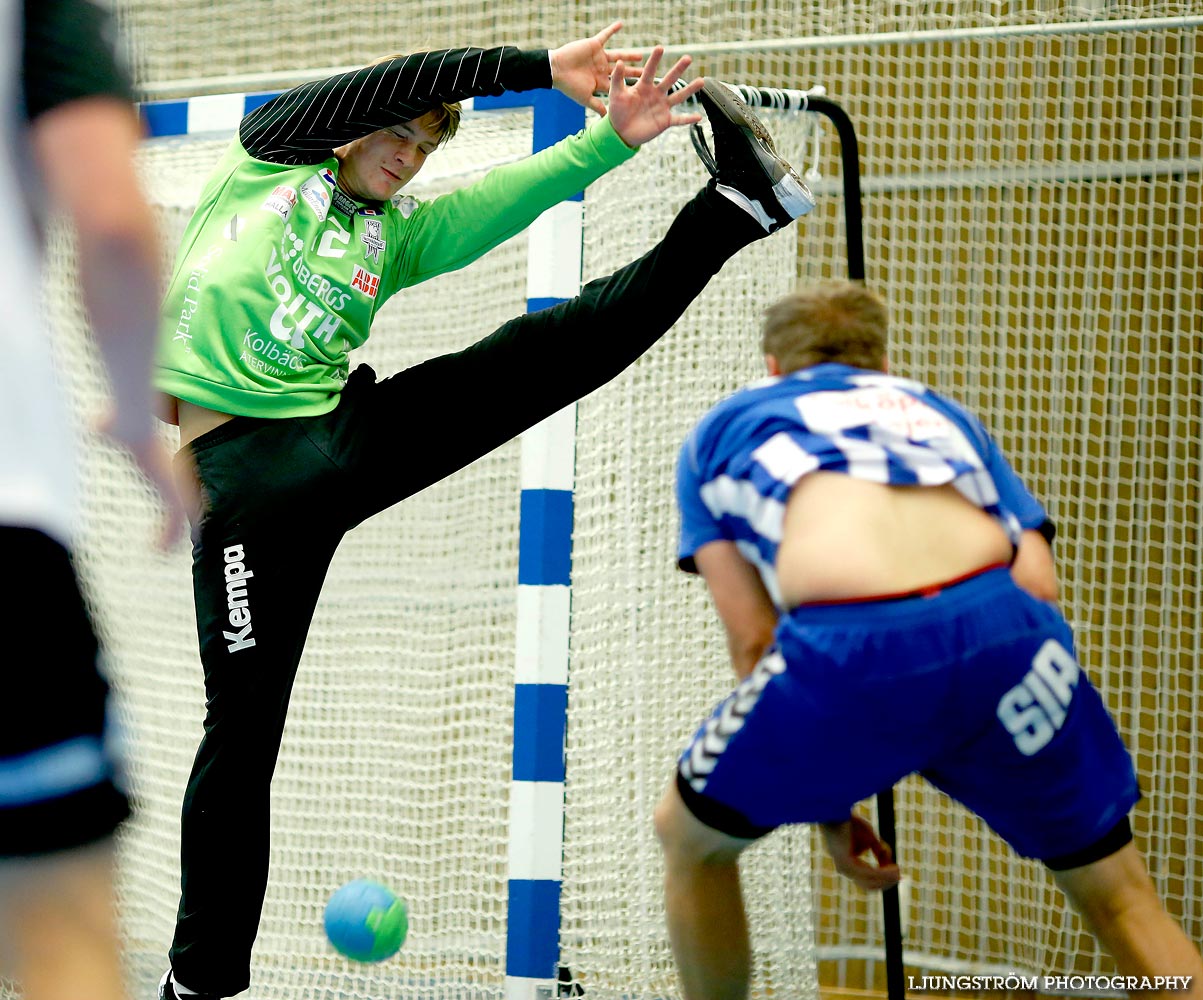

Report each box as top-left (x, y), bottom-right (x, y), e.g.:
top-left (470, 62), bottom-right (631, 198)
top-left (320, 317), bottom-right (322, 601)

top-left (1050, 827), bottom-right (1160, 929)
top-left (654, 776), bottom-right (755, 866)
top-left (653, 780), bottom-right (690, 849)
top-left (1043, 816), bottom-right (1134, 874)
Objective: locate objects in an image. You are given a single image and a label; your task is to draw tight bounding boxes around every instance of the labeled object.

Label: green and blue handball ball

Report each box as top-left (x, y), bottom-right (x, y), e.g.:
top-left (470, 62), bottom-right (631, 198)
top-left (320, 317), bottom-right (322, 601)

top-left (324, 879), bottom-right (408, 962)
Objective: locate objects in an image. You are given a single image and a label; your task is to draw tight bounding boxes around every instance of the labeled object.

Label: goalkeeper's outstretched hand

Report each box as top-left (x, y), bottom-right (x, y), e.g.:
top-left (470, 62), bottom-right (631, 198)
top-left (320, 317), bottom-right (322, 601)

top-left (549, 20), bottom-right (643, 116)
top-left (607, 46), bottom-right (704, 148)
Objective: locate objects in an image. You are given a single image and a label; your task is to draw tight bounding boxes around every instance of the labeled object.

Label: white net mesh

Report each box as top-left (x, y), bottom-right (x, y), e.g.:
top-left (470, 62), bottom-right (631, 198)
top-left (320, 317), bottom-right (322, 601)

top-left (112, 2), bottom-right (1197, 97)
top-left (794, 22), bottom-right (1203, 991)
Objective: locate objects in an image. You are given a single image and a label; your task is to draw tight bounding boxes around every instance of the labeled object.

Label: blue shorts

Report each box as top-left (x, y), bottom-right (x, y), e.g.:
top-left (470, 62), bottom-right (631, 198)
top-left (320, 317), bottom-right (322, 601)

top-left (677, 567), bottom-right (1140, 863)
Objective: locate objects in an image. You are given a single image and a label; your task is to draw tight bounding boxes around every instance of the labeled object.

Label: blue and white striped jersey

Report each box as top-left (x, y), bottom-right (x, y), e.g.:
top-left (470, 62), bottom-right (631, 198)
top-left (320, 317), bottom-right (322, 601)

top-left (676, 363), bottom-right (1047, 606)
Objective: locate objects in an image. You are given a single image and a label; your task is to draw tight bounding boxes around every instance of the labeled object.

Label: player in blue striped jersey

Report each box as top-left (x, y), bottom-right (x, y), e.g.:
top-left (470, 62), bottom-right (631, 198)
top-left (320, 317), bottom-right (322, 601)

top-left (676, 361), bottom-right (1049, 612)
top-left (654, 280), bottom-right (1203, 1000)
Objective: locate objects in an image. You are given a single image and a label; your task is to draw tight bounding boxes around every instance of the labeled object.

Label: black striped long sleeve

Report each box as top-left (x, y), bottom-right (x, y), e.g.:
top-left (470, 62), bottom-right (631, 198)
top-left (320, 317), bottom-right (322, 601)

top-left (239, 46), bottom-right (551, 164)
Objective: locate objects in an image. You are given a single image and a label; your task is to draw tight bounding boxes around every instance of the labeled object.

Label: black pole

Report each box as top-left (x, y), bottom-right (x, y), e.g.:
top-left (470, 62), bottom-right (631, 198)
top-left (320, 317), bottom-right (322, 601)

top-left (798, 96), bottom-right (866, 282)
top-left (804, 94), bottom-right (904, 1000)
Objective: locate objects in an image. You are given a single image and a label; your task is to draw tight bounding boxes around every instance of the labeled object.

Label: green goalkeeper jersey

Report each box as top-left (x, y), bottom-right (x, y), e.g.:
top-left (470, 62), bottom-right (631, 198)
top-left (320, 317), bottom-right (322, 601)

top-left (157, 99), bottom-right (635, 419)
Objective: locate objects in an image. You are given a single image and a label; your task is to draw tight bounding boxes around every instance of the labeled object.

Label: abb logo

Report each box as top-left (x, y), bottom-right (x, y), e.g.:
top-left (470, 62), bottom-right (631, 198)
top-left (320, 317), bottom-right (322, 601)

top-left (351, 266), bottom-right (379, 299)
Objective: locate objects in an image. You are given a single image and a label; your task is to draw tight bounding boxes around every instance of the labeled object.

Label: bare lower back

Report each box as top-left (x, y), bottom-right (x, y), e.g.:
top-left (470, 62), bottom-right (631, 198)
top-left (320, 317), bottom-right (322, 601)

top-left (776, 472), bottom-right (1013, 608)
top-left (176, 398), bottom-right (237, 449)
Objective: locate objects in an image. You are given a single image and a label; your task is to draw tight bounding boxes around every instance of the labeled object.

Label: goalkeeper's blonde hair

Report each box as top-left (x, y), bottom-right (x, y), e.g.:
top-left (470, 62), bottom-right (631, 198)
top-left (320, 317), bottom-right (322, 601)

top-left (367, 53), bottom-right (462, 147)
top-left (762, 280), bottom-right (888, 374)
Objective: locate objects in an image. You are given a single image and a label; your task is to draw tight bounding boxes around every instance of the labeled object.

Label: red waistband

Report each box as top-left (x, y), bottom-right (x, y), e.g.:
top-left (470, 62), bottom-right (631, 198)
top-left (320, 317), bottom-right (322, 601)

top-left (795, 561), bottom-right (1012, 608)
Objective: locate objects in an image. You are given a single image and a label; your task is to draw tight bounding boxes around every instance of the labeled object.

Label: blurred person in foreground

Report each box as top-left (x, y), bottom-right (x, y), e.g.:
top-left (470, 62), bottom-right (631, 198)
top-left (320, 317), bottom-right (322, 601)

top-left (655, 279), bottom-right (1203, 1000)
top-left (0, 1), bottom-right (186, 999)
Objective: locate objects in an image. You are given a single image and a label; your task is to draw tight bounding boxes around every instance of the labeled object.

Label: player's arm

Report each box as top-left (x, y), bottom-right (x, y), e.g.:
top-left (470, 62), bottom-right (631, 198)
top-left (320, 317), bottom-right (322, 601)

top-left (673, 430), bottom-right (776, 681)
top-left (945, 396), bottom-right (1061, 602)
top-left (819, 813), bottom-right (902, 892)
top-left (977, 432), bottom-right (1060, 602)
top-left (388, 48), bottom-right (701, 290)
top-left (239, 47), bottom-right (548, 163)
top-left (387, 116), bottom-right (633, 288)
top-left (32, 103), bottom-right (158, 445)
top-left (693, 541), bottom-right (777, 681)
top-left (26, 0), bottom-right (186, 546)
top-left (1011, 528), bottom-right (1058, 603)
top-left (239, 23), bottom-right (641, 164)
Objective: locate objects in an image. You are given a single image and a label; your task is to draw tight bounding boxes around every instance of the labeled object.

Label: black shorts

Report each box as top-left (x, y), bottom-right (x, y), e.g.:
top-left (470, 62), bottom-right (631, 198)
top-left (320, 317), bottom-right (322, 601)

top-left (0, 527), bottom-right (130, 857)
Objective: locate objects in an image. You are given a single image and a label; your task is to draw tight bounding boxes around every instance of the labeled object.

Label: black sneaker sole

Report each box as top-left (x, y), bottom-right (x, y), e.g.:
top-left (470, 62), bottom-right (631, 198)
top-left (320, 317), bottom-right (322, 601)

top-left (692, 80), bottom-right (814, 228)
